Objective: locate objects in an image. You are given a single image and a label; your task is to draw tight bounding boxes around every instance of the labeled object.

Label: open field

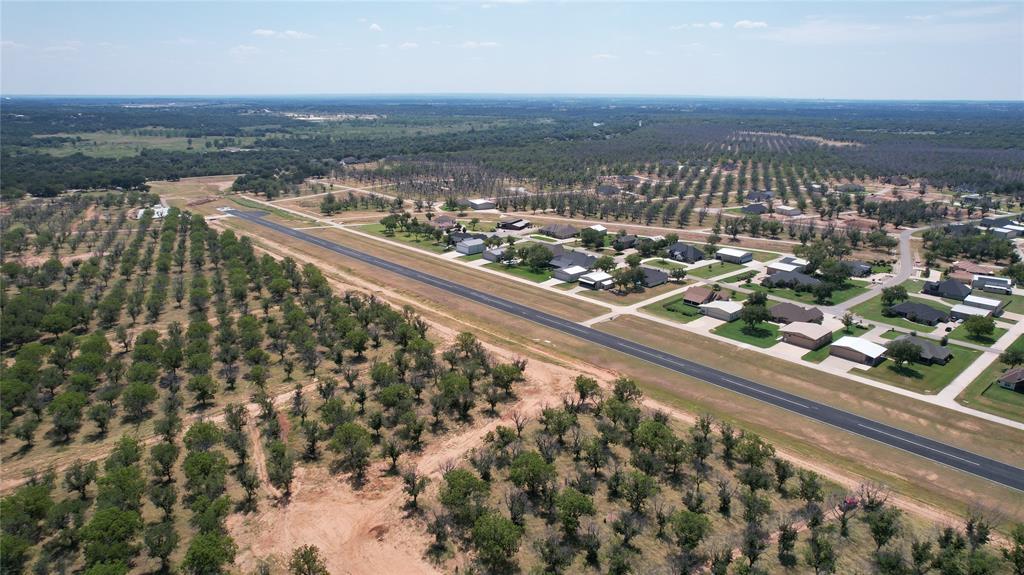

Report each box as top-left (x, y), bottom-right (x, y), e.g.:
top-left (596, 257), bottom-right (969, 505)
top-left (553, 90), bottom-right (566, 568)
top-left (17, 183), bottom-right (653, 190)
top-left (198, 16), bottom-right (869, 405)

top-left (711, 319), bottom-right (781, 348)
top-left (577, 282), bottom-right (681, 305)
top-left (686, 261), bottom-right (745, 278)
top-left (957, 335), bottom-right (1024, 424)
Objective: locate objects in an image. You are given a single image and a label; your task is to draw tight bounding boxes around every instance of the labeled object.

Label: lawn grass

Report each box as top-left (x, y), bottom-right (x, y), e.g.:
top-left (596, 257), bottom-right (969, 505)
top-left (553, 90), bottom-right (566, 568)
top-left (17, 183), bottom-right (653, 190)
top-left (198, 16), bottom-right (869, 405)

top-left (459, 252), bottom-right (484, 261)
top-left (956, 335), bottom-right (1024, 423)
top-left (872, 263), bottom-right (893, 274)
top-left (800, 325), bottom-right (872, 363)
top-left (850, 295), bottom-right (950, 330)
top-left (358, 223), bottom-right (449, 253)
top-left (230, 197), bottom-right (314, 223)
top-left (752, 279), bottom-right (870, 306)
top-left (646, 258), bottom-right (687, 271)
top-left (687, 261), bottom-right (745, 279)
top-left (460, 220), bottom-right (496, 232)
top-left (642, 297), bottom-right (704, 323)
top-left (947, 322), bottom-right (1008, 346)
top-left (712, 320), bottom-right (780, 348)
top-left (854, 343), bottom-right (982, 394)
top-left (482, 261), bottom-right (551, 282)
top-left (580, 282), bottom-right (682, 305)
top-left (530, 234), bottom-right (558, 243)
top-left (967, 291), bottom-right (1024, 315)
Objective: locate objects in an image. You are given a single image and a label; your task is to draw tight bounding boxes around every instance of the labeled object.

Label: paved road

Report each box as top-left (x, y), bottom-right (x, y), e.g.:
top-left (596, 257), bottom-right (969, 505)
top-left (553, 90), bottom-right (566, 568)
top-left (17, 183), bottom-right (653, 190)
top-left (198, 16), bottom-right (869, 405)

top-left (232, 210), bottom-right (1024, 492)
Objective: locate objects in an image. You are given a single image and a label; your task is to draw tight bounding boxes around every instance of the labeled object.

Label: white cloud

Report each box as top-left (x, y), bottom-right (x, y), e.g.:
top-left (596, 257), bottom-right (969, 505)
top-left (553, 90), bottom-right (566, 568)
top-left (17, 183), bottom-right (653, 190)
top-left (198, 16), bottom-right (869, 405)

top-left (251, 29), bottom-right (314, 40)
top-left (670, 21), bottom-right (724, 30)
top-left (376, 43), bottom-right (390, 49)
top-left (43, 41), bottom-right (82, 53)
top-left (644, 49), bottom-right (662, 56)
top-left (165, 37), bottom-right (198, 46)
top-left (1, 40), bottom-right (27, 49)
top-left (761, 16), bottom-right (1015, 45)
top-left (228, 44), bottom-right (260, 57)
top-left (945, 4), bottom-right (1011, 18)
top-left (399, 42), bottom-right (419, 50)
top-left (708, 21), bottom-right (723, 29)
top-left (592, 53), bottom-right (616, 60)
top-left (369, 23), bottom-right (383, 32)
top-left (734, 20), bottom-right (768, 29)
top-left (457, 40), bottom-right (500, 49)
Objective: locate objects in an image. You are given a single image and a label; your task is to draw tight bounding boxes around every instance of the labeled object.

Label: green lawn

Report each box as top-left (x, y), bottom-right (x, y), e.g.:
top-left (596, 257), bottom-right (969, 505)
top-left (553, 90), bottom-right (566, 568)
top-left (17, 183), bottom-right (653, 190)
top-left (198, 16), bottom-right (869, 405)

top-left (853, 343), bottom-right (982, 394)
top-left (687, 261), bottom-right (745, 279)
top-left (800, 325), bottom-right (871, 363)
top-left (530, 234), bottom-right (558, 243)
top-left (359, 223), bottom-right (448, 253)
top-left (712, 320), bottom-right (780, 348)
top-left (642, 297), bottom-right (704, 323)
top-left (871, 263), bottom-right (893, 274)
top-left (482, 262), bottom-right (551, 282)
top-left (956, 335), bottom-right (1024, 423)
top-left (459, 252), bottom-right (484, 261)
top-left (752, 279), bottom-right (870, 306)
top-left (460, 220), bottom-right (496, 232)
top-left (947, 322), bottom-right (1008, 346)
top-left (849, 295), bottom-right (949, 330)
top-left (646, 259), bottom-right (687, 271)
top-left (968, 291), bottom-right (1024, 315)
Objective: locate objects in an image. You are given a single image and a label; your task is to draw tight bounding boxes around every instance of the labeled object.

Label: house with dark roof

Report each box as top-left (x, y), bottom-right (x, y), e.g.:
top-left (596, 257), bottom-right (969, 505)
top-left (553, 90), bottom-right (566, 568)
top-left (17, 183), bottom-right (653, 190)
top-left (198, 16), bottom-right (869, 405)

top-left (640, 267), bottom-right (669, 288)
top-left (769, 302), bottom-right (824, 324)
top-left (539, 223), bottom-right (578, 239)
top-left (762, 271), bottom-right (822, 290)
top-left (923, 279), bottom-right (972, 300)
top-left (597, 184), bottom-right (621, 196)
top-left (997, 368), bottom-right (1024, 392)
top-left (842, 260), bottom-right (872, 277)
top-left (498, 218), bottom-right (530, 231)
top-left (742, 203), bottom-right (768, 215)
top-left (667, 242), bottom-right (705, 263)
top-left (613, 234), bottom-right (638, 250)
top-left (888, 301), bottom-right (949, 326)
top-left (972, 275), bottom-right (1013, 295)
top-left (550, 250), bottom-right (596, 270)
top-left (887, 335), bottom-right (952, 365)
top-left (449, 231), bottom-right (489, 244)
top-left (682, 286), bottom-right (718, 306)
top-left (746, 191), bottom-right (773, 203)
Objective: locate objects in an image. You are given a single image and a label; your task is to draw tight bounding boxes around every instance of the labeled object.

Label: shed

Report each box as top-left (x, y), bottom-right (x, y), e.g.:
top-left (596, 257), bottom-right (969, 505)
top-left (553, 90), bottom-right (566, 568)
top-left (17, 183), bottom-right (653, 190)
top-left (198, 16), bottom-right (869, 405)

top-left (553, 265), bottom-right (588, 282)
top-left (775, 205), bottom-right (802, 217)
top-left (455, 238), bottom-right (485, 255)
top-left (950, 304), bottom-right (992, 321)
top-left (963, 294), bottom-right (1006, 314)
top-left (468, 198), bottom-right (495, 210)
top-left (779, 322), bottom-right (832, 350)
top-left (716, 248), bottom-right (753, 264)
top-left (700, 300), bottom-right (743, 322)
top-left (830, 336), bottom-right (887, 366)
top-left (498, 218), bottom-right (530, 231)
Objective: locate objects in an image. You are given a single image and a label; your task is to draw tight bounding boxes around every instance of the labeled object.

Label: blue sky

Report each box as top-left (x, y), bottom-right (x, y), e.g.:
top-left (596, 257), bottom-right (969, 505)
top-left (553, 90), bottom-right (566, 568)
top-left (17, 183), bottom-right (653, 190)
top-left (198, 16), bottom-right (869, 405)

top-left (1, 1), bottom-right (1021, 100)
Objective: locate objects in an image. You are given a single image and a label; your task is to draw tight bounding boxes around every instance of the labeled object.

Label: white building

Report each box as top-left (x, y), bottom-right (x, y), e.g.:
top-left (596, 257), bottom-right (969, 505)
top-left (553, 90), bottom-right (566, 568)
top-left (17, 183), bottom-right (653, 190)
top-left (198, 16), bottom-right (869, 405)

top-left (588, 224), bottom-right (608, 235)
top-left (467, 198), bottom-right (495, 210)
top-left (830, 336), bottom-right (887, 366)
top-left (715, 247), bottom-right (753, 264)
top-left (775, 205), bottom-right (802, 217)
top-left (137, 206), bottom-right (170, 219)
top-left (963, 294), bottom-right (1005, 314)
top-left (579, 270), bottom-right (614, 290)
top-left (950, 304), bottom-right (992, 321)
top-left (553, 265), bottom-right (588, 282)
top-left (455, 238), bottom-right (485, 255)
top-left (699, 300), bottom-right (743, 321)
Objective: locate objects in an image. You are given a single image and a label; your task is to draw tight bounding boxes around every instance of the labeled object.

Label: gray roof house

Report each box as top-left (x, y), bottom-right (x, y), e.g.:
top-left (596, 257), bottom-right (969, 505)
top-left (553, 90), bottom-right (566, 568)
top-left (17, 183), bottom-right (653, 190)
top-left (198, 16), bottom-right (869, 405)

top-left (842, 260), bottom-right (872, 277)
top-left (667, 242), bottom-right (704, 263)
top-left (539, 223), bottom-right (579, 239)
top-left (550, 250), bottom-right (597, 270)
top-left (769, 302), bottom-right (824, 324)
top-left (762, 271), bottom-right (822, 289)
top-left (482, 246), bottom-right (507, 262)
top-left (746, 191), bottom-right (774, 203)
top-left (641, 267), bottom-right (669, 288)
top-left (742, 203), bottom-right (768, 215)
top-left (923, 279), bottom-right (972, 300)
top-left (614, 234), bottom-right (638, 250)
top-left (888, 335), bottom-right (952, 365)
top-left (455, 238), bottom-right (486, 255)
top-left (888, 301), bottom-right (949, 326)
top-left (998, 368), bottom-right (1024, 392)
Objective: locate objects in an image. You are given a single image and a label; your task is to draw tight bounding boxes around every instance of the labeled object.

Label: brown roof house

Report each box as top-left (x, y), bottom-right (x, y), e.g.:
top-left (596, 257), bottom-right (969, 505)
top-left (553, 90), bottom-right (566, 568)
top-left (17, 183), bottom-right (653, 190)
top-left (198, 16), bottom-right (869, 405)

top-left (769, 302), bottom-right (824, 324)
top-left (998, 368), bottom-right (1024, 393)
top-left (682, 286), bottom-right (719, 307)
top-left (779, 322), bottom-right (833, 350)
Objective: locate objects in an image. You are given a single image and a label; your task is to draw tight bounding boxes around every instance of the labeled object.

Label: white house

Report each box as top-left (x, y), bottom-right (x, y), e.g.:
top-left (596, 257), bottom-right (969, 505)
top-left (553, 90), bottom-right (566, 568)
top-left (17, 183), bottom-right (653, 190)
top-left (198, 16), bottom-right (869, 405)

top-left (579, 270), bottom-right (614, 290)
top-left (553, 265), bottom-right (588, 282)
top-left (716, 247), bottom-right (753, 264)
top-left (455, 238), bottom-right (485, 255)
top-left (588, 224), bottom-right (608, 235)
top-left (699, 300), bottom-right (743, 321)
top-left (775, 205), bottom-right (802, 217)
top-left (963, 294), bottom-right (1005, 314)
top-left (467, 198), bottom-right (495, 210)
top-left (830, 336), bottom-right (887, 366)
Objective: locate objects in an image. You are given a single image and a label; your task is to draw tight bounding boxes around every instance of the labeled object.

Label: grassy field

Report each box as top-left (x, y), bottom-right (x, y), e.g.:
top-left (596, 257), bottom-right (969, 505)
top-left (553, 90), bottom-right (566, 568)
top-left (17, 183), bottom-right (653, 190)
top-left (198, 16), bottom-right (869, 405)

top-left (947, 322), bottom-right (1008, 346)
top-left (358, 223), bottom-right (449, 253)
top-left (25, 131), bottom-right (261, 158)
top-left (642, 296), bottom-right (704, 323)
top-left (752, 279), bottom-right (870, 306)
top-left (850, 295), bottom-right (949, 330)
top-left (645, 258), bottom-right (687, 271)
top-left (459, 252), bottom-right (484, 261)
top-left (482, 261), bottom-right (551, 282)
top-left (712, 319), bottom-right (781, 348)
top-left (230, 197), bottom-right (314, 223)
top-left (801, 325), bottom-right (872, 362)
top-left (687, 260), bottom-right (745, 278)
top-left (529, 234), bottom-right (558, 243)
top-left (957, 357), bottom-right (1024, 424)
top-left (854, 344), bottom-right (982, 394)
top-left (578, 282), bottom-right (682, 305)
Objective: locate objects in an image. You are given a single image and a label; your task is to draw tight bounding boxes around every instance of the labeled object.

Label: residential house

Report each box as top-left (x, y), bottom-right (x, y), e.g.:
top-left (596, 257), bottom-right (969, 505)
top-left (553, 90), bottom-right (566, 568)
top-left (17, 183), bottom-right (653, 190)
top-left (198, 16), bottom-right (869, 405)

top-left (482, 247), bottom-right (507, 262)
top-left (553, 265), bottom-right (588, 282)
top-left (953, 261), bottom-right (998, 275)
top-left (667, 242), bottom-right (704, 263)
top-left (762, 271), bottom-right (822, 290)
top-left (449, 231), bottom-right (488, 244)
top-left (455, 238), bottom-right (486, 255)
top-left (716, 248), bottom-right (753, 264)
top-left (589, 224), bottom-right (608, 235)
top-left (746, 191), bottom-right (773, 203)
top-left (923, 279), bottom-right (972, 300)
top-left (888, 335), bottom-right (951, 365)
top-left (700, 300), bottom-right (743, 321)
top-left (640, 267), bottom-right (669, 288)
top-left (775, 205), bottom-right (802, 217)
top-left (963, 294), bottom-right (1006, 315)
top-left (497, 218), bottom-right (530, 231)
top-left (997, 368), bottom-right (1024, 392)
top-left (950, 304), bottom-right (992, 321)
top-left (682, 286), bottom-right (719, 306)
top-left (597, 184), bottom-right (621, 196)
top-left (888, 301), bottom-right (949, 326)
top-left (842, 260), bottom-right (872, 277)
top-left (550, 250), bottom-right (597, 270)
top-left (742, 203), bottom-right (768, 215)
top-left (948, 270), bottom-right (975, 285)
top-left (433, 215), bottom-right (458, 230)
top-left (579, 270), bottom-right (614, 290)
top-left (539, 223), bottom-right (579, 239)
top-left (467, 198), bottom-right (495, 210)
top-left (767, 256), bottom-right (809, 275)
top-left (973, 275), bottom-right (1013, 295)
top-left (769, 302), bottom-right (824, 324)
top-left (779, 322), bottom-right (832, 350)
top-left (981, 214), bottom-right (1019, 228)
top-left (830, 336), bottom-right (887, 366)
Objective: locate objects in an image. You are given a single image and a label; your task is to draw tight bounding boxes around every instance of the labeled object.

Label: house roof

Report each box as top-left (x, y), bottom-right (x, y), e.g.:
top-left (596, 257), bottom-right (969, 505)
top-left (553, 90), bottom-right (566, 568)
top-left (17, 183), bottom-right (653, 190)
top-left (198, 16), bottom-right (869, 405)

top-left (434, 215), bottom-right (457, 225)
top-left (742, 203), bottom-right (768, 214)
top-left (950, 304), bottom-right (991, 317)
top-left (641, 267), bottom-right (669, 285)
top-left (832, 336), bottom-right (887, 359)
top-left (889, 301), bottom-right (949, 323)
top-left (889, 335), bottom-right (951, 363)
top-left (700, 300), bottom-right (743, 314)
top-left (779, 256), bottom-right (810, 266)
top-left (770, 302), bottom-right (824, 324)
top-left (954, 261), bottom-right (996, 274)
top-left (964, 294), bottom-right (1003, 308)
top-left (589, 224), bottom-right (608, 232)
top-left (458, 238), bottom-right (485, 247)
top-left (768, 262), bottom-right (801, 273)
top-left (551, 251), bottom-right (596, 270)
top-left (683, 286), bottom-right (716, 303)
top-left (560, 265), bottom-right (588, 276)
top-left (580, 270), bottom-right (613, 282)
top-left (717, 247), bottom-right (751, 259)
top-left (842, 261), bottom-right (872, 274)
top-left (925, 279), bottom-right (972, 299)
top-left (668, 242), bottom-right (704, 258)
top-left (974, 274), bottom-right (1012, 286)
top-left (468, 198), bottom-right (493, 206)
top-left (539, 223), bottom-right (578, 238)
top-left (779, 321), bottom-right (832, 340)
top-left (998, 367), bottom-right (1024, 385)
top-left (763, 271), bottom-right (822, 287)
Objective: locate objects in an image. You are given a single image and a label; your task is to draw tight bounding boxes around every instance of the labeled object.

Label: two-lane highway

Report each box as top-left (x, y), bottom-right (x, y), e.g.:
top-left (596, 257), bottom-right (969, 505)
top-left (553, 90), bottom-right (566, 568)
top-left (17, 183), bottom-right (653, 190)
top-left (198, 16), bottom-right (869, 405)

top-left (231, 209), bottom-right (1024, 491)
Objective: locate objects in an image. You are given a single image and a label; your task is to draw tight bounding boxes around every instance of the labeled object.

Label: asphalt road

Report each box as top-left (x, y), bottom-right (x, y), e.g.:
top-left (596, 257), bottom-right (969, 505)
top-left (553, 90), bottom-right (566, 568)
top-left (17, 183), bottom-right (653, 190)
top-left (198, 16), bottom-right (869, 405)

top-left (232, 210), bottom-right (1024, 492)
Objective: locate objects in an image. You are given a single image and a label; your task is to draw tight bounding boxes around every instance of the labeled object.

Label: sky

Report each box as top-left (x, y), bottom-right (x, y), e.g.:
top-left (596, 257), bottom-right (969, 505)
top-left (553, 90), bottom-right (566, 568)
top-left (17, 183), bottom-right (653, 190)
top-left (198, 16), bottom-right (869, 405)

top-left (1, 1), bottom-right (1022, 100)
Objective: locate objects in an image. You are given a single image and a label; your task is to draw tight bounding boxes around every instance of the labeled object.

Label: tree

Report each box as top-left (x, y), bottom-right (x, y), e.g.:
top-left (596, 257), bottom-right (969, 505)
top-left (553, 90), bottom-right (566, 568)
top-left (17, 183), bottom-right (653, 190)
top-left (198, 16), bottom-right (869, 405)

top-left (288, 544), bottom-right (329, 575)
top-left (670, 509), bottom-right (711, 558)
top-left (439, 468), bottom-right (490, 528)
top-left (999, 348), bottom-right (1024, 369)
top-left (81, 507), bottom-right (142, 567)
top-left (48, 391), bottom-right (88, 441)
top-left (866, 507), bottom-right (902, 551)
top-left (329, 422), bottom-right (373, 481)
top-left (887, 340), bottom-right (921, 372)
top-left (805, 527), bottom-right (838, 575)
top-left (1003, 523), bottom-right (1024, 575)
top-left (963, 315), bottom-right (996, 341)
top-left (620, 470), bottom-right (658, 513)
top-left (181, 532), bottom-right (237, 575)
top-left (472, 512), bottom-right (523, 572)
top-left (777, 522), bottom-right (799, 567)
top-left (509, 451), bottom-right (555, 497)
top-left (594, 255), bottom-right (616, 272)
top-left (402, 468), bottom-right (430, 510)
top-left (187, 375), bottom-right (218, 408)
top-left (881, 286), bottom-right (909, 307)
top-left (65, 460), bottom-right (99, 499)
top-left (555, 487), bottom-right (595, 537)
top-left (841, 312), bottom-right (856, 333)
top-left (740, 302), bottom-right (771, 332)
top-left (144, 520), bottom-right (179, 573)
top-left (89, 403), bottom-right (114, 436)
